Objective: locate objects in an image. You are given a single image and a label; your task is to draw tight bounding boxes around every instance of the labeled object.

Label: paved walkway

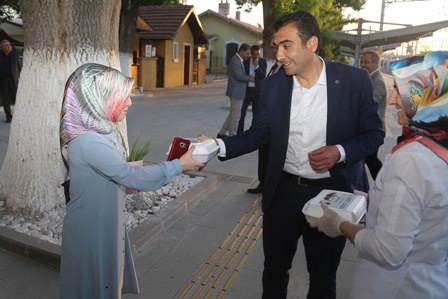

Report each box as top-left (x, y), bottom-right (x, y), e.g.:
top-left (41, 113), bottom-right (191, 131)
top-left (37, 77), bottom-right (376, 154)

top-left (0, 74), bottom-right (401, 299)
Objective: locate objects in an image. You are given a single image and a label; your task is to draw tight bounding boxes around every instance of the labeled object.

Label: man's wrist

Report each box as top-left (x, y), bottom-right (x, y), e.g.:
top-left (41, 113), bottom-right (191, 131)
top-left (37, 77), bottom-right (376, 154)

top-left (213, 138), bottom-right (220, 153)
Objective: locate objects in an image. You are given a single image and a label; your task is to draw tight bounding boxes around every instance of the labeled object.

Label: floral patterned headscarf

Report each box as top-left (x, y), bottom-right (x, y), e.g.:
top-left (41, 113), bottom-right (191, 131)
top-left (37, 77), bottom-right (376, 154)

top-left (60, 63), bottom-right (134, 152)
top-left (390, 51), bottom-right (448, 146)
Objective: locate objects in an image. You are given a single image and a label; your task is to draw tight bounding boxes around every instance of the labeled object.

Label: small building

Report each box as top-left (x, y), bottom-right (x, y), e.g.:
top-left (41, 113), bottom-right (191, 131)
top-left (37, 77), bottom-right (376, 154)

top-left (198, 1), bottom-right (263, 76)
top-left (138, 5), bottom-right (208, 90)
top-left (0, 19), bottom-right (24, 55)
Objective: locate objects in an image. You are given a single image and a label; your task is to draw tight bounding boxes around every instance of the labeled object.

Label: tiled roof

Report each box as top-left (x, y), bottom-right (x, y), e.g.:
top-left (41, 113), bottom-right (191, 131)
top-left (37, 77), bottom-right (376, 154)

top-left (139, 5), bottom-right (208, 45)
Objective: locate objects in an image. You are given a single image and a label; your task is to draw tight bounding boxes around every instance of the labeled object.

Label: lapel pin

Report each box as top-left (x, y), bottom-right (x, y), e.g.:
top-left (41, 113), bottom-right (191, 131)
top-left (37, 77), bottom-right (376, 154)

top-left (335, 80), bottom-right (340, 84)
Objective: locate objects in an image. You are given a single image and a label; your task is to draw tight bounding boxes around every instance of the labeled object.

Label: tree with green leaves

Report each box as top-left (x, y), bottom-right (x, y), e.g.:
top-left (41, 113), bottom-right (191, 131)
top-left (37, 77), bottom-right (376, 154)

top-left (234, 0), bottom-right (366, 61)
top-left (0, 0), bottom-right (20, 23)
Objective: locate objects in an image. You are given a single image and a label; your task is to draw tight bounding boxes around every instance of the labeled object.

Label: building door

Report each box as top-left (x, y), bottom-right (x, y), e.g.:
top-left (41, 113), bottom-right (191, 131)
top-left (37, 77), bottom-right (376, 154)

top-left (156, 57), bottom-right (164, 88)
top-left (184, 45), bottom-right (191, 85)
top-left (226, 43), bottom-right (238, 65)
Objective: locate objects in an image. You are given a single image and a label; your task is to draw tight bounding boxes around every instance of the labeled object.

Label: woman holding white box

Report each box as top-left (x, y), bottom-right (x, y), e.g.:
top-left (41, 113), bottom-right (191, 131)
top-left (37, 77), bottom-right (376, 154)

top-left (313, 51), bottom-right (448, 299)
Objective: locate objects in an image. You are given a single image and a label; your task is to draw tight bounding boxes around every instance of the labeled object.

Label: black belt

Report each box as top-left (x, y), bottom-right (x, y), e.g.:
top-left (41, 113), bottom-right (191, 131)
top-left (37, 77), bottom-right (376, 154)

top-left (282, 171), bottom-right (333, 186)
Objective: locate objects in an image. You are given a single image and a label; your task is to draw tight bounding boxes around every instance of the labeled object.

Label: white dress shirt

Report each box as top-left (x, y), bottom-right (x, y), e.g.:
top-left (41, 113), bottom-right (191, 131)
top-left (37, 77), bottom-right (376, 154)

top-left (248, 59), bottom-right (256, 87)
top-left (283, 63), bottom-right (329, 178)
top-left (217, 59), bottom-right (345, 176)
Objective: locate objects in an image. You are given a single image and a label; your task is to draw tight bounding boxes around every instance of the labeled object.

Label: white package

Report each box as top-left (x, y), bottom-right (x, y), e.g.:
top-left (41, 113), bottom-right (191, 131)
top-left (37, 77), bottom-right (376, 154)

top-left (189, 138), bottom-right (219, 163)
top-left (302, 189), bottom-right (367, 224)
top-left (166, 138), bottom-right (219, 163)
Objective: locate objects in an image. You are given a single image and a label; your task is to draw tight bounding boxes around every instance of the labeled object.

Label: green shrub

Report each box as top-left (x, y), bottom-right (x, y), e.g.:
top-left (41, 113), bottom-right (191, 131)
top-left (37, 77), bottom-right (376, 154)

top-left (127, 138), bottom-right (151, 162)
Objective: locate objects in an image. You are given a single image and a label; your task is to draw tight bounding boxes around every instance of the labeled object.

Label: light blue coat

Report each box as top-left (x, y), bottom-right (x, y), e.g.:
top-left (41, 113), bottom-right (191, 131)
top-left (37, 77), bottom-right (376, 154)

top-left (59, 131), bottom-right (182, 299)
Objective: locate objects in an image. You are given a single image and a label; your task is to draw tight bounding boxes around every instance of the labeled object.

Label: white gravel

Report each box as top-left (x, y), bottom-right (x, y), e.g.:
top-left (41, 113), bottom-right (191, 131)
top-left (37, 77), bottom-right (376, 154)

top-left (0, 174), bottom-right (203, 245)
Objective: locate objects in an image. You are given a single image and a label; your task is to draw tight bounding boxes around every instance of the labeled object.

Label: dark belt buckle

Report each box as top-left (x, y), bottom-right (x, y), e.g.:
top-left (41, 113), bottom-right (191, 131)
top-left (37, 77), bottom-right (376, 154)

top-left (297, 176), bottom-right (309, 186)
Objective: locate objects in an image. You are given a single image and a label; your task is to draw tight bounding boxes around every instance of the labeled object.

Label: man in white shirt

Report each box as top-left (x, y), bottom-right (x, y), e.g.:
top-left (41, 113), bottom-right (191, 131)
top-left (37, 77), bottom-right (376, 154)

top-left (208, 11), bottom-right (384, 299)
top-left (247, 42), bottom-right (281, 194)
top-left (237, 44), bottom-right (267, 134)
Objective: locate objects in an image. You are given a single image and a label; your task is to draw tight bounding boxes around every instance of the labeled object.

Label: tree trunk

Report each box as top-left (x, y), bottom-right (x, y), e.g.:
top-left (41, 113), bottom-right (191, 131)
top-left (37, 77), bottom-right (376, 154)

top-left (262, 0), bottom-right (275, 60)
top-left (119, 0), bottom-right (139, 76)
top-left (0, 0), bottom-right (122, 216)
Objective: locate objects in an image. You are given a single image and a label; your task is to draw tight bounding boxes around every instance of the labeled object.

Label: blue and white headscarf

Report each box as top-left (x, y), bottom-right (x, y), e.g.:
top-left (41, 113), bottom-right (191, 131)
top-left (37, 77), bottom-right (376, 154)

top-left (390, 51), bottom-right (448, 146)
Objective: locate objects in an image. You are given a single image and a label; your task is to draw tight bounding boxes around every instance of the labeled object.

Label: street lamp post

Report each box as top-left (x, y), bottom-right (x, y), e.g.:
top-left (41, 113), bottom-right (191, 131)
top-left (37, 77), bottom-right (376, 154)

top-left (380, 0), bottom-right (432, 31)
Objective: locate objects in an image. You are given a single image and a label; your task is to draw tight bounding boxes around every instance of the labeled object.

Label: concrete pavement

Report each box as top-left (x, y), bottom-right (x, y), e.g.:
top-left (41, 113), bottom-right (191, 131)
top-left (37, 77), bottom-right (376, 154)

top-left (0, 74), bottom-right (401, 299)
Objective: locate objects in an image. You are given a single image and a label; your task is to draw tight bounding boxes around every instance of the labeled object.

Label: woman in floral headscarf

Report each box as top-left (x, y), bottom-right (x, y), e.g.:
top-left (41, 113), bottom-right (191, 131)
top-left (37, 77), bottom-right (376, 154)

top-left (59, 63), bottom-right (204, 299)
top-left (311, 51), bottom-right (448, 299)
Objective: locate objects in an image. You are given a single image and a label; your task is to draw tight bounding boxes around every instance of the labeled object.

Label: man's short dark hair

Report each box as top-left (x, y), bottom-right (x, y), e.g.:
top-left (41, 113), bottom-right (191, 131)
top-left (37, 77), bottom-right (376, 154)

top-left (250, 45), bottom-right (261, 52)
top-left (238, 43), bottom-right (251, 52)
top-left (274, 11), bottom-right (321, 53)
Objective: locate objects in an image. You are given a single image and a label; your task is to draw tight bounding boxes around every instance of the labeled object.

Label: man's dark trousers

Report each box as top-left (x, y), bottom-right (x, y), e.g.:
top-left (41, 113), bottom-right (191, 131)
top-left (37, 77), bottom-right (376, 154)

top-left (365, 150), bottom-right (382, 179)
top-left (238, 86), bottom-right (258, 133)
top-left (1, 76), bottom-right (16, 121)
top-left (262, 174), bottom-right (346, 299)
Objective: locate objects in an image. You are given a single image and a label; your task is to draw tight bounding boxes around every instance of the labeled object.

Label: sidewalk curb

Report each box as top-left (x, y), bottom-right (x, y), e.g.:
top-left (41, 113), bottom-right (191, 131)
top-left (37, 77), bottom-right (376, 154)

top-left (0, 173), bottom-right (223, 268)
top-left (0, 225), bottom-right (61, 268)
top-left (129, 173), bottom-right (223, 252)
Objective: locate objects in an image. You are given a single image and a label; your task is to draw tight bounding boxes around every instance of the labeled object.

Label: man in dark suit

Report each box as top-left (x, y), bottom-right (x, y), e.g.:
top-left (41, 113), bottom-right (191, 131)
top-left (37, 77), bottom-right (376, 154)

top-left (209, 11), bottom-right (384, 299)
top-left (237, 44), bottom-right (267, 134)
top-left (247, 42), bottom-right (282, 194)
top-left (0, 40), bottom-right (21, 123)
top-left (360, 50), bottom-right (387, 179)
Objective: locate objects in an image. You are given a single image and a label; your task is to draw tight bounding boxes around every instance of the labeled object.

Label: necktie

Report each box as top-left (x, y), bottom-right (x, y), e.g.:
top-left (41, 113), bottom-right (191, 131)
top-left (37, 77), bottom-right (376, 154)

top-left (268, 63), bottom-right (278, 76)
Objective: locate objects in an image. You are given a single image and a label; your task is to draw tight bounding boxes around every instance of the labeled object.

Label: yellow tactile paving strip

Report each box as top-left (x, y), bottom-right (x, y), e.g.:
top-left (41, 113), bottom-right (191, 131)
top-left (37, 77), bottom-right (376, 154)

top-left (177, 197), bottom-right (263, 299)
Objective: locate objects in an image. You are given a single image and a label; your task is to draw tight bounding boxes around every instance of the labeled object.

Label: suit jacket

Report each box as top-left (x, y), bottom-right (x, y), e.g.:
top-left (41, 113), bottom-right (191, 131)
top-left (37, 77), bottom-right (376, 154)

top-left (244, 57), bottom-right (267, 94)
top-left (0, 50), bottom-right (21, 88)
top-left (370, 69), bottom-right (387, 126)
top-left (225, 53), bottom-right (250, 100)
top-left (221, 60), bottom-right (384, 211)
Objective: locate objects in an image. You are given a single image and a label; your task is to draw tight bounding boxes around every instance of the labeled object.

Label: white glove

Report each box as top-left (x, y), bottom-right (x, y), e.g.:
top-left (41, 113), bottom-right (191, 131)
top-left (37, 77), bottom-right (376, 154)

top-left (312, 203), bottom-right (347, 238)
top-left (353, 189), bottom-right (368, 198)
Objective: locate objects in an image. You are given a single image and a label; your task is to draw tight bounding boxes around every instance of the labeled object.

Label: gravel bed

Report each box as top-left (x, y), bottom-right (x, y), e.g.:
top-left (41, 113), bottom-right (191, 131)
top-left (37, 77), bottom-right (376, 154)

top-left (0, 174), bottom-right (203, 245)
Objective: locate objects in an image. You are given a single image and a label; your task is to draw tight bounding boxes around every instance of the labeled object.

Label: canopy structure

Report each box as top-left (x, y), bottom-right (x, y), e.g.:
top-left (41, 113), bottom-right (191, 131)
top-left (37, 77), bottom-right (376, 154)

top-left (335, 19), bottom-right (448, 65)
top-left (0, 28), bottom-right (23, 46)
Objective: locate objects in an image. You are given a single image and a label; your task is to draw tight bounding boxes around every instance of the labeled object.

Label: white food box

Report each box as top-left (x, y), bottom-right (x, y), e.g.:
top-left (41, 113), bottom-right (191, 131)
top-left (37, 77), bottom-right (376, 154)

top-left (166, 138), bottom-right (219, 163)
top-left (302, 189), bottom-right (367, 224)
top-left (189, 138), bottom-right (219, 163)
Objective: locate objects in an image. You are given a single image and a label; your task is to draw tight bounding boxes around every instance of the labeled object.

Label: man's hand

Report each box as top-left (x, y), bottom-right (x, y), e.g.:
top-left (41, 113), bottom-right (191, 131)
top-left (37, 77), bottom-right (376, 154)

top-left (197, 134), bottom-right (209, 142)
top-left (310, 203), bottom-right (347, 238)
top-left (252, 58), bottom-right (258, 68)
top-left (308, 145), bottom-right (340, 172)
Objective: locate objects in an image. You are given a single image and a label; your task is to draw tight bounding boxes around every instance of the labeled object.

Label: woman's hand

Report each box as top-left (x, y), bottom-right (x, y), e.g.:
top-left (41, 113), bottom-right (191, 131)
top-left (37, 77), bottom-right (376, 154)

top-left (310, 203), bottom-right (347, 238)
top-left (179, 145), bottom-right (205, 171)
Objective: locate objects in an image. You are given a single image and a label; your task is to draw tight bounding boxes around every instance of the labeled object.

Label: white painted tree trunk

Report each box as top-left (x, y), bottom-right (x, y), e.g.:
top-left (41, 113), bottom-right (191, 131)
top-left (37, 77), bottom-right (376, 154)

top-left (0, 0), bottom-right (123, 216)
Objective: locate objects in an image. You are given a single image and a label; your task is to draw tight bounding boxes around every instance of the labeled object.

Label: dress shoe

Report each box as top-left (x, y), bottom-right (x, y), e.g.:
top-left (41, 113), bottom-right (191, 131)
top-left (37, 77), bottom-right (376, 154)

top-left (217, 133), bottom-right (228, 138)
top-left (247, 184), bottom-right (263, 194)
top-left (5, 118), bottom-right (11, 123)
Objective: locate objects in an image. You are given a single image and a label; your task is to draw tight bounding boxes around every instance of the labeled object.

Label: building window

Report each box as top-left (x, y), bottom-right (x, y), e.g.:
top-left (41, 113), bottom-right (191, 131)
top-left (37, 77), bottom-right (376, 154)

top-left (173, 42), bottom-right (179, 62)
